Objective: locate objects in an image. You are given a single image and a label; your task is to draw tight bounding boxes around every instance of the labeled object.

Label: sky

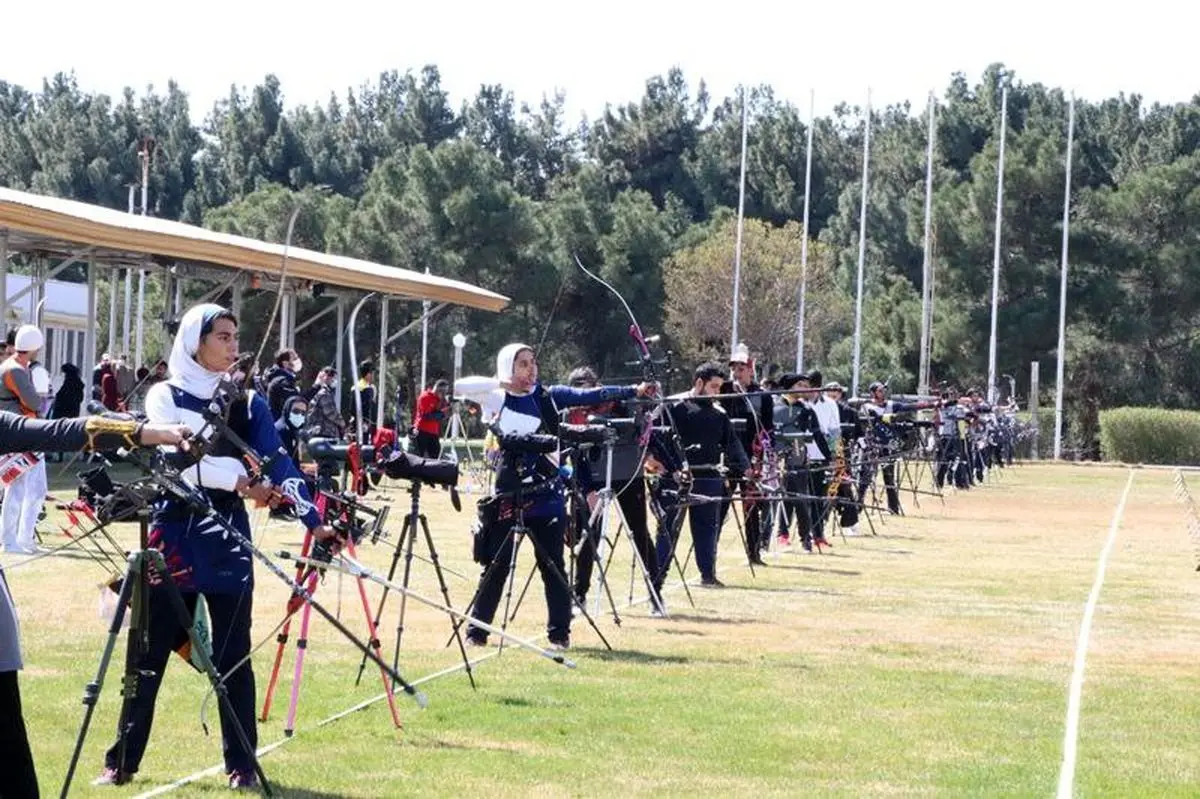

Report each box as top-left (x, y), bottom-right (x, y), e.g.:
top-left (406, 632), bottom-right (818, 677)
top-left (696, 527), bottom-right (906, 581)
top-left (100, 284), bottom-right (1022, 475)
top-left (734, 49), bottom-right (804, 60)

top-left (3, 0), bottom-right (1197, 124)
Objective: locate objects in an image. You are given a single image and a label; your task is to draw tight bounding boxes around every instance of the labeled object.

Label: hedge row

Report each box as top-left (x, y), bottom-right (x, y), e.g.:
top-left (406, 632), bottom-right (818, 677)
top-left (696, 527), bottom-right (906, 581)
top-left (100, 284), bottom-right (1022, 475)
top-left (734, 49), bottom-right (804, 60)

top-left (1099, 407), bottom-right (1200, 466)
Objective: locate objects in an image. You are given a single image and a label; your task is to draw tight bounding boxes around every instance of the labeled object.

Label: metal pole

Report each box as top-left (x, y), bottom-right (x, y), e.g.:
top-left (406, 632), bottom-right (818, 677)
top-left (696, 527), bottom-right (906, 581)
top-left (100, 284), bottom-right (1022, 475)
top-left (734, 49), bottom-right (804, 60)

top-left (1053, 93), bottom-right (1076, 460)
top-left (107, 268), bottom-right (118, 356)
top-left (377, 296), bottom-right (388, 430)
top-left (918, 92), bottom-right (937, 396)
top-left (348, 294), bottom-right (376, 446)
top-left (730, 85), bottom-right (749, 355)
top-left (1030, 361), bottom-right (1041, 459)
top-left (335, 297), bottom-right (345, 411)
top-left (122, 268), bottom-right (132, 355)
top-left (86, 255), bottom-right (97, 375)
top-left (420, 268), bottom-right (431, 390)
top-left (850, 88), bottom-right (872, 397)
top-left (795, 88), bottom-right (815, 373)
top-left (0, 231), bottom-right (8, 332)
top-left (135, 269), bottom-right (145, 368)
top-left (986, 84), bottom-right (1009, 405)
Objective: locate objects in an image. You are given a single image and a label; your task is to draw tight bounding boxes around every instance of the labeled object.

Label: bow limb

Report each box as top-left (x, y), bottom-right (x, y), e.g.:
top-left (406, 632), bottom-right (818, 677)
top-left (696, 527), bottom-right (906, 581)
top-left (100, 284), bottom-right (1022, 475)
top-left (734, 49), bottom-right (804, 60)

top-left (572, 254), bottom-right (642, 339)
top-left (250, 204), bottom-right (303, 388)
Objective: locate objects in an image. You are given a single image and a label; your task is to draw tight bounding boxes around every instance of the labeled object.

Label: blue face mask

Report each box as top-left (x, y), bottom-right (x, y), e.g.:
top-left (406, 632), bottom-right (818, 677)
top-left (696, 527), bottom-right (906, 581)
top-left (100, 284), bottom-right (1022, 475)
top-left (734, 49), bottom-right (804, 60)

top-left (288, 412), bottom-right (306, 428)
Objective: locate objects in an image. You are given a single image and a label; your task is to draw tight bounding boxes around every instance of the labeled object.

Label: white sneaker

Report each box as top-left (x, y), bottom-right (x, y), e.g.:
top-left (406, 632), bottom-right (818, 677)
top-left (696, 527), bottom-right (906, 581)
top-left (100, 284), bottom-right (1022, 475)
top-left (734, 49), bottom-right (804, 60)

top-left (843, 525), bottom-right (861, 537)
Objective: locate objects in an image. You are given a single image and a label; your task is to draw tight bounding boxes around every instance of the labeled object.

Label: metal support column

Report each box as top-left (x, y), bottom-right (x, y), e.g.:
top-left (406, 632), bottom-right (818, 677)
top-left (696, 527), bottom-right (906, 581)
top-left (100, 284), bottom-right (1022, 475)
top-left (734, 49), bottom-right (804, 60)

top-left (377, 297), bottom-right (388, 429)
top-left (0, 230), bottom-right (8, 330)
top-left (107, 267), bottom-right (119, 356)
top-left (335, 297), bottom-right (345, 411)
top-left (86, 255), bottom-right (98, 375)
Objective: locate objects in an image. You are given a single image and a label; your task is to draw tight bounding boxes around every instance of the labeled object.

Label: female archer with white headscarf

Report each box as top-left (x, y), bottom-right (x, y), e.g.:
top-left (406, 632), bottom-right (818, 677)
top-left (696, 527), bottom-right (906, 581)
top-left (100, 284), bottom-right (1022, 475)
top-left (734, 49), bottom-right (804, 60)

top-left (93, 303), bottom-right (335, 790)
top-left (457, 342), bottom-right (654, 651)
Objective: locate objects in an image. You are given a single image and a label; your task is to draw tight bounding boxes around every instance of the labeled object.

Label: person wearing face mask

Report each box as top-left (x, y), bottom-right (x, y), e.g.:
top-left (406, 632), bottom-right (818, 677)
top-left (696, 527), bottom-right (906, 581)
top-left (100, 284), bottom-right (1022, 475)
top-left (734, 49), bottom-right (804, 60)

top-left (92, 304), bottom-right (337, 790)
top-left (304, 366), bottom-right (344, 439)
top-left (461, 343), bottom-right (655, 650)
top-left (266, 348), bottom-right (302, 420)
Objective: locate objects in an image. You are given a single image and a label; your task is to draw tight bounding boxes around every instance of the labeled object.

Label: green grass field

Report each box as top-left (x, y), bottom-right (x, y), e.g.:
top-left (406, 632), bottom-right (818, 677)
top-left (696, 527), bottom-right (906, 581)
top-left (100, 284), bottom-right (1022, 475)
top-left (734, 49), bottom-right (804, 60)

top-left (4, 463), bottom-right (1199, 797)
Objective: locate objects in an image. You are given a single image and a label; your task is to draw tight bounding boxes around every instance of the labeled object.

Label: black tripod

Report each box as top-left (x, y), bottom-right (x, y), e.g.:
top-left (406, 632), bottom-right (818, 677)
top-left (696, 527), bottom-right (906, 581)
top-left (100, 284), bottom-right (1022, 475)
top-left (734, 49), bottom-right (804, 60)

top-left (61, 507), bottom-right (269, 798)
top-left (356, 480), bottom-right (476, 690)
top-left (450, 483), bottom-right (612, 652)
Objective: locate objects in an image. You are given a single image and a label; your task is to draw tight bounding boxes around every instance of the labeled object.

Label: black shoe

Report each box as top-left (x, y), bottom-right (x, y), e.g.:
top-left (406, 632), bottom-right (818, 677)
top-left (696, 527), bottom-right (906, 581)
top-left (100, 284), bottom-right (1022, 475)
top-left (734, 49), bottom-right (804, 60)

top-left (700, 577), bottom-right (725, 588)
top-left (465, 633), bottom-right (488, 648)
top-left (548, 636), bottom-right (570, 651)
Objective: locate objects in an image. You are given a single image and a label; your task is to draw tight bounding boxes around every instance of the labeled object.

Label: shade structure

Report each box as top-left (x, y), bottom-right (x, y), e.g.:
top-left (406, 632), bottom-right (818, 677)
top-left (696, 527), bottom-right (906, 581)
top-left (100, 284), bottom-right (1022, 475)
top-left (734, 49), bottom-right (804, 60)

top-left (0, 187), bottom-right (510, 312)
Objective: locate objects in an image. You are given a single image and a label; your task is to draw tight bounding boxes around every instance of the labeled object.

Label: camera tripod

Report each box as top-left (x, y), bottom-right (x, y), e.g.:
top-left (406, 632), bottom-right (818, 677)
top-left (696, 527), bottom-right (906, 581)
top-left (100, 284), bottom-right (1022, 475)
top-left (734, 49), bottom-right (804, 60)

top-left (450, 482), bottom-right (612, 652)
top-left (260, 486), bottom-right (402, 736)
top-left (354, 479), bottom-right (477, 690)
top-left (61, 507), bottom-right (269, 798)
top-left (573, 436), bottom-right (665, 619)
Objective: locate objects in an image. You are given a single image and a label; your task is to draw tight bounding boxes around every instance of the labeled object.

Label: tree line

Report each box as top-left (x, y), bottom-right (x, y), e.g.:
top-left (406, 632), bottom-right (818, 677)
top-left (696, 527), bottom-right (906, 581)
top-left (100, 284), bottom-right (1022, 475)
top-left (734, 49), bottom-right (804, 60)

top-left (1, 63), bottom-right (1197, 455)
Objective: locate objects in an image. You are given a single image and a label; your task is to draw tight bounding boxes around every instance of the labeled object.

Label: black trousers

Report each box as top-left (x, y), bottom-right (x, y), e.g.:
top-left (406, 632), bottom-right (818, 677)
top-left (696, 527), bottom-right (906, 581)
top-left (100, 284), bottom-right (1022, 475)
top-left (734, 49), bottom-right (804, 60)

top-left (0, 670), bottom-right (38, 799)
top-left (780, 465), bottom-right (809, 536)
top-left (861, 460), bottom-right (901, 514)
top-left (467, 514), bottom-right (572, 643)
top-left (575, 479), bottom-right (656, 601)
top-left (103, 590), bottom-right (256, 775)
top-left (806, 463), bottom-right (830, 541)
top-left (413, 431), bottom-right (441, 459)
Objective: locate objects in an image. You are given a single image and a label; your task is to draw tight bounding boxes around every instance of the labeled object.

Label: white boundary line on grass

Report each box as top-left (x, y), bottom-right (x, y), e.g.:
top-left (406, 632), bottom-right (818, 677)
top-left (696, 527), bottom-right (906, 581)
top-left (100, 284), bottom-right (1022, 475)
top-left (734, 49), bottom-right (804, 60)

top-left (1056, 468), bottom-right (1135, 799)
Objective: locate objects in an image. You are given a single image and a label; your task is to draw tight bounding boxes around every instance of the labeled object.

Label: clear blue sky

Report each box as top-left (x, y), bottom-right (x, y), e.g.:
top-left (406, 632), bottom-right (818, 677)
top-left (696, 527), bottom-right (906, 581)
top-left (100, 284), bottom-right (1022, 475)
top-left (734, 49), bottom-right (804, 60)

top-left (3, 0), bottom-right (1195, 123)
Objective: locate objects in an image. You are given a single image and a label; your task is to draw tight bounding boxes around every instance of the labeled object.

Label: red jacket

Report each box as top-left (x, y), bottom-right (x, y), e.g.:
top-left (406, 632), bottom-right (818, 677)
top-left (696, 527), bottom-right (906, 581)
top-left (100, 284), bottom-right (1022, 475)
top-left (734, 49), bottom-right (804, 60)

top-left (414, 390), bottom-right (448, 436)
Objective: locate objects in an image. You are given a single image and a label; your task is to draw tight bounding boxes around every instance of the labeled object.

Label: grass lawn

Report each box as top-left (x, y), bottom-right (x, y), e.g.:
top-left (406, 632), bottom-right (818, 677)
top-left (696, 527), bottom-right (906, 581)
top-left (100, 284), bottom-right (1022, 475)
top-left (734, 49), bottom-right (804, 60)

top-left (3, 462), bottom-right (1199, 797)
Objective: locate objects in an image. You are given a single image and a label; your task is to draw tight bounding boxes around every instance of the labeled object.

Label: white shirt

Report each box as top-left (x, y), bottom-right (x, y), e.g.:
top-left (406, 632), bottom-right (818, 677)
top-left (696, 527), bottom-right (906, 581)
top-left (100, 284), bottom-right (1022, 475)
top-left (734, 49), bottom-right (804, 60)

top-left (812, 396), bottom-right (841, 439)
top-left (144, 382), bottom-right (249, 492)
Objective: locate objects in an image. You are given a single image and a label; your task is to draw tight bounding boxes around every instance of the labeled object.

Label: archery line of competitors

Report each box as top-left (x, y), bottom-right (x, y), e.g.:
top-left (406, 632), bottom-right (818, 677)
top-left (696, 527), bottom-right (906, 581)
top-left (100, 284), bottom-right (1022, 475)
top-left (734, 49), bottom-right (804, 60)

top-left (457, 340), bottom-right (1028, 628)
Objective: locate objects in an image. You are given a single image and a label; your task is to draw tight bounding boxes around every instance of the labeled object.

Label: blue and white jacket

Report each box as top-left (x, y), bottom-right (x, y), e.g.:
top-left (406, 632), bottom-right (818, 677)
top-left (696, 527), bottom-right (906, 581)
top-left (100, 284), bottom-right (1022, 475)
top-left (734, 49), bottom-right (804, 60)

top-left (144, 382), bottom-right (321, 594)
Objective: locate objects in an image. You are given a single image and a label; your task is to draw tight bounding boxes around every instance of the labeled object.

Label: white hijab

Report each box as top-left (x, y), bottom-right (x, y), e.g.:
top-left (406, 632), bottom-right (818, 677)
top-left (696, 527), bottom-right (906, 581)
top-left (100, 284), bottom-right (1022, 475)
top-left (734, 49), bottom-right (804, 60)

top-left (167, 303), bottom-right (232, 397)
top-left (495, 343), bottom-right (532, 389)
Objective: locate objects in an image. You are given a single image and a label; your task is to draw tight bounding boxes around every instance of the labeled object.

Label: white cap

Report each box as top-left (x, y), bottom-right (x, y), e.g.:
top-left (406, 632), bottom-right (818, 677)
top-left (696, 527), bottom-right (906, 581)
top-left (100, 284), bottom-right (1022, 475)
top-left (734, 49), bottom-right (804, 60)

top-left (14, 325), bottom-right (43, 353)
top-left (729, 342), bottom-right (751, 365)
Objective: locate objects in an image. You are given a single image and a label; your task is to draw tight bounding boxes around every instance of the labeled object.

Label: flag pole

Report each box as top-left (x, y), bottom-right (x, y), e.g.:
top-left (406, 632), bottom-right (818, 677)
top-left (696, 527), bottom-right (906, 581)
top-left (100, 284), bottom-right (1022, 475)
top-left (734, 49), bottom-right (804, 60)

top-left (918, 91), bottom-right (937, 395)
top-left (986, 83), bottom-right (1009, 404)
top-left (1053, 92), bottom-right (1076, 459)
top-left (850, 88), bottom-right (872, 397)
top-left (795, 89), bottom-right (815, 373)
top-left (730, 85), bottom-right (750, 355)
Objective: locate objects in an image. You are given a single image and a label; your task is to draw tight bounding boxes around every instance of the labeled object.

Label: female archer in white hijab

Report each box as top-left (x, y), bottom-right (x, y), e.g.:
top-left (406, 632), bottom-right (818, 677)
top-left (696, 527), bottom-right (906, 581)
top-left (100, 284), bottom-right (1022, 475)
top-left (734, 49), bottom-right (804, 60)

top-left (95, 303), bottom-right (329, 790)
top-left (459, 342), bottom-right (653, 650)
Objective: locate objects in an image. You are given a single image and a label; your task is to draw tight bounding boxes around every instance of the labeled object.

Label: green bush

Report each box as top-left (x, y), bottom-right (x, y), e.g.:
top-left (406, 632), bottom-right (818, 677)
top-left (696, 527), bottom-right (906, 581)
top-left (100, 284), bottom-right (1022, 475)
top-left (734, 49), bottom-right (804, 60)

top-left (1099, 407), bottom-right (1200, 465)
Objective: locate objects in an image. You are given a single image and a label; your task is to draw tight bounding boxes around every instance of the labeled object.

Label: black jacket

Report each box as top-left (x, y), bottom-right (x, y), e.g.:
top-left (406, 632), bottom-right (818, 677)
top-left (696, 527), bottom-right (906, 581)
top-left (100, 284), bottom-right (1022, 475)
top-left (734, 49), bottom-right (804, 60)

top-left (658, 395), bottom-right (749, 478)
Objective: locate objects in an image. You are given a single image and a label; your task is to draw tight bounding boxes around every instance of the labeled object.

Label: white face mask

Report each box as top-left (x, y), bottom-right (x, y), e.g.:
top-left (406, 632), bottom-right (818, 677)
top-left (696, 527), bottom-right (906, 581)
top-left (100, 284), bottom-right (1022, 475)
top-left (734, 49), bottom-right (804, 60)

top-left (288, 412), bottom-right (307, 428)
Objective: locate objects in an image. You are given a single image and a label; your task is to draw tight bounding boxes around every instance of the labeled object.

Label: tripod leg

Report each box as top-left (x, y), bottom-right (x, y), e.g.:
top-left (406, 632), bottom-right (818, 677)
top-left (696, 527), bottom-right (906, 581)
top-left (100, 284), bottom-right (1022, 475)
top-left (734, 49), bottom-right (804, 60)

top-left (501, 555), bottom-right (539, 645)
top-left (730, 494), bottom-right (757, 578)
top-left (151, 560), bottom-right (271, 797)
top-left (284, 570), bottom-right (320, 737)
top-left (344, 540), bottom-right (402, 729)
top-left (579, 510), bottom-right (621, 626)
top-left (386, 514), bottom-right (419, 679)
top-left (61, 556), bottom-right (137, 798)
top-left (522, 523), bottom-right (611, 651)
top-left (262, 531), bottom-right (313, 721)
top-left (416, 513), bottom-right (476, 690)
top-left (443, 532), bottom-right (514, 648)
top-left (354, 515), bottom-right (409, 685)
top-left (496, 530), bottom-right (526, 654)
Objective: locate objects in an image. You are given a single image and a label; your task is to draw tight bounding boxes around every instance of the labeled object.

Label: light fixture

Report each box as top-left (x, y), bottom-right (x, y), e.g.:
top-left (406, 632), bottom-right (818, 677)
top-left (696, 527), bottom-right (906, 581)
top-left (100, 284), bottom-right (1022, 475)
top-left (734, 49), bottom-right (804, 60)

top-left (452, 333), bottom-right (466, 349)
